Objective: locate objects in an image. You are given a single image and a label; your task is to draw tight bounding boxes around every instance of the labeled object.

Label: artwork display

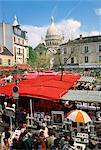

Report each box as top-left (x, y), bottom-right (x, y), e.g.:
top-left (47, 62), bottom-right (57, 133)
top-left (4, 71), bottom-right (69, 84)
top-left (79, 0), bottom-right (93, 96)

top-left (51, 111), bottom-right (64, 125)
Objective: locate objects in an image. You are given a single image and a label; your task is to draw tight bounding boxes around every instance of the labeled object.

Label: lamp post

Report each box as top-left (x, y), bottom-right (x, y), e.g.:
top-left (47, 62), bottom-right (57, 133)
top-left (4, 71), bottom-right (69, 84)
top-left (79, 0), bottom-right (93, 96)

top-left (12, 66), bottom-right (19, 112)
top-left (12, 85), bottom-right (19, 112)
top-left (57, 48), bottom-right (64, 81)
top-left (4, 102), bottom-right (15, 131)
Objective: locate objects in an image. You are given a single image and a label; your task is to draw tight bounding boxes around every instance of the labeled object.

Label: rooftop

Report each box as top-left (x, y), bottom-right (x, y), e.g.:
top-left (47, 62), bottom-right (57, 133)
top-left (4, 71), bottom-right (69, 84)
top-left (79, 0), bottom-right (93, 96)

top-left (1, 47), bottom-right (13, 56)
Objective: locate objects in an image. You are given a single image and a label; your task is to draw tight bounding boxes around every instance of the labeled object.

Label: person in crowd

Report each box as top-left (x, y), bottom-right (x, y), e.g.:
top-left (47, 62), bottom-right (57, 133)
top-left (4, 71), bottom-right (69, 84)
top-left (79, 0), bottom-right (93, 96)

top-left (88, 137), bottom-right (98, 150)
top-left (46, 129), bottom-right (56, 150)
top-left (33, 133), bottom-right (41, 150)
top-left (59, 132), bottom-right (74, 150)
top-left (1, 127), bottom-right (11, 150)
top-left (50, 138), bottom-right (60, 150)
top-left (40, 123), bottom-right (49, 138)
top-left (21, 121), bottom-right (28, 133)
top-left (39, 131), bottom-right (46, 150)
top-left (18, 129), bottom-right (33, 150)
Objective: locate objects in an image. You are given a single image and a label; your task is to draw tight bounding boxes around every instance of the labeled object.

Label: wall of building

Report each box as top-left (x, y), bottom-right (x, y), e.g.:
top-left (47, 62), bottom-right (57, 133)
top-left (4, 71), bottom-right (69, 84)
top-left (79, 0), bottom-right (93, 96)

top-left (5, 24), bottom-right (13, 54)
top-left (0, 55), bottom-right (13, 66)
top-left (0, 21), bottom-right (29, 66)
top-left (13, 34), bottom-right (28, 64)
top-left (60, 40), bottom-right (101, 66)
top-left (0, 24), bottom-right (3, 46)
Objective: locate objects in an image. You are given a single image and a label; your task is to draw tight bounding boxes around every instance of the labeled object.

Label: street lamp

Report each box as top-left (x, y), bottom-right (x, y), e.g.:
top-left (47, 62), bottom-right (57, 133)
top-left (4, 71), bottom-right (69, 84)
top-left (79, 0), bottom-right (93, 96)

top-left (4, 102), bottom-right (15, 131)
top-left (12, 85), bottom-right (19, 112)
top-left (57, 48), bottom-right (64, 81)
top-left (12, 66), bottom-right (19, 112)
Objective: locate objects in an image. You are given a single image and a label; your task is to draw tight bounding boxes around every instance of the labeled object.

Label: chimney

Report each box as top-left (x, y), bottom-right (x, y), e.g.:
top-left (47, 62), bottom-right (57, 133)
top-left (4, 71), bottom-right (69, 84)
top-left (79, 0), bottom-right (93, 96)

top-left (80, 34), bottom-right (82, 40)
top-left (2, 20), bottom-right (6, 47)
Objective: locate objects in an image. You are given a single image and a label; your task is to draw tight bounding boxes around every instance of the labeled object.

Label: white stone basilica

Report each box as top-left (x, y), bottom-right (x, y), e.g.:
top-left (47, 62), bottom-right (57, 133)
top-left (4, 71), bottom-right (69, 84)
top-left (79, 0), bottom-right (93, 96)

top-left (45, 16), bottom-right (63, 67)
top-left (45, 16), bottom-right (62, 54)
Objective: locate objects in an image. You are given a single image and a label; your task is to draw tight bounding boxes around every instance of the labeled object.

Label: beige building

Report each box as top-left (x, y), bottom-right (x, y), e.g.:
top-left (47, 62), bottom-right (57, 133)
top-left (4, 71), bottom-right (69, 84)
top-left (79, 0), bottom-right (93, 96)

top-left (0, 45), bottom-right (13, 66)
top-left (0, 16), bottom-right (29, 66)
top-left (59, 35), bottom-right (101, 69)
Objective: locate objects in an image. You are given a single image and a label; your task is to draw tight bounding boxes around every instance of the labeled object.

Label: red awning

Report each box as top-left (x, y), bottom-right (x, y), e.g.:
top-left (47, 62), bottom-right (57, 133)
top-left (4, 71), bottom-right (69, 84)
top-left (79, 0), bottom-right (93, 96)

top-left (0, 80), bottom-right (6, 84)
top-left (0, 73), bottom-right (80, 101)
top-left (0, 66), bottom-right (14, 71)
top-left (17, 64), bottom-right (33, 69)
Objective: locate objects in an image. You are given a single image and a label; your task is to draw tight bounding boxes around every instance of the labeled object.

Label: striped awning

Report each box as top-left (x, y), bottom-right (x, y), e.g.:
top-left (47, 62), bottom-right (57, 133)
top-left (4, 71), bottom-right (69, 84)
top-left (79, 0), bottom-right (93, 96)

top-left (61, 90), bottom-right (101, 103)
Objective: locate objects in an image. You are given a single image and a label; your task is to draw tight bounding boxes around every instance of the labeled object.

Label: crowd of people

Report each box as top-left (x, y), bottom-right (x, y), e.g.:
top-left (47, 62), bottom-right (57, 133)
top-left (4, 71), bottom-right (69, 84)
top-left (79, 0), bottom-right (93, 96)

top-left (0, 122), bottom-right (75, 150)
top-left (1, 121), bottom-right (100, 150)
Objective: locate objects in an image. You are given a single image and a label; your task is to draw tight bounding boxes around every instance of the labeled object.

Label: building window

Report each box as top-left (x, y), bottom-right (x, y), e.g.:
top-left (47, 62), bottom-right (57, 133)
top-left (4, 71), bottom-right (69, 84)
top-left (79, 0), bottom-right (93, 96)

top-left (99, 45), bottom-right (101, 52)
top-left (99, 56), bottom-right (101, 62)
top-left (22, 40), bottom-right (24, 45)
top-left (64, 58), bottom-right (67, 64)
top-left (14, 36), bottom-right (16, 42)
top-left (14, 47), bottom-right (16, 63)
top-left (64, 48), bottom-right (67, 54)
top-left (85, 56), bottom-right (88, 63)
top-left (18, 29), bottom-right (21, 35)
top-left (0, 47), bottom-right (1, 53)
top-left (19, 48), bottom-right (20, 55)
top-left (0, 58), bottom-right (2, 65)
top-left (84, 46), bottom-right (88, 53)
top-left (18, 38), bottom-right (20, 44)
top-left (8, 59), bottom-right (11, 65)
top-left (71, 57), bottom-right (74, 64)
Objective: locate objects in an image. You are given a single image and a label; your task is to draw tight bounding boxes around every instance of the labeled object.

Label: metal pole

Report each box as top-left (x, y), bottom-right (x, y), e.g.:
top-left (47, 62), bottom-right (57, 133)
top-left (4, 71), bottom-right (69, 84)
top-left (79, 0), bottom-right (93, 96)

top-left (30, 99), bottom-right (33, 126)
top-left (10, 116), bottom-right (12, 131)
top-left (16, 98), bottom-right (18, 112)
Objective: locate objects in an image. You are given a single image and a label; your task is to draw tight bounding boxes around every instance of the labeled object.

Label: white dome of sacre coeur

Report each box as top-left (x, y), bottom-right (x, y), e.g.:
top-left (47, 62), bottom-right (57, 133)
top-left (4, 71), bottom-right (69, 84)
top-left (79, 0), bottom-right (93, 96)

top-left (46, 16), bottom-right (59, 36)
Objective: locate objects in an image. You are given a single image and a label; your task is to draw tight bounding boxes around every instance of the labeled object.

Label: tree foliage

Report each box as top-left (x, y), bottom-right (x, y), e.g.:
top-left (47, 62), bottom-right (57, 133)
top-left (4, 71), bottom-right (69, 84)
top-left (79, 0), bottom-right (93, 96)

top-left (28, 46), bottom-right (38, 66)
top-left (28, 45), bottom-right (51, 69)
top-left (36, 52), bottom-right (50, 69)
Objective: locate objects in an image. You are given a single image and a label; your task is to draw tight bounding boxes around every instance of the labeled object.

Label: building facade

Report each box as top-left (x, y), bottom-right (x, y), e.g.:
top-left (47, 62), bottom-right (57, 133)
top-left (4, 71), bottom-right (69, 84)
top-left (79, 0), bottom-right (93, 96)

top-left (0, 16), bottom-right (29, 66)
top-left (60, 35), bottom-right (101, 69)
top-left (0, 45), bottom-right (13, 66)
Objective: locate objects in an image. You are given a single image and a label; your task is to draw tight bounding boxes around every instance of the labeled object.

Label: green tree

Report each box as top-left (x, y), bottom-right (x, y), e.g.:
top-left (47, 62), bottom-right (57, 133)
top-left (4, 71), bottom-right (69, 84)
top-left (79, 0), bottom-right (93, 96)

top-left (36, 52), bottom-right (50, 70)
top-left (28, 46), bottom-right (38, 67)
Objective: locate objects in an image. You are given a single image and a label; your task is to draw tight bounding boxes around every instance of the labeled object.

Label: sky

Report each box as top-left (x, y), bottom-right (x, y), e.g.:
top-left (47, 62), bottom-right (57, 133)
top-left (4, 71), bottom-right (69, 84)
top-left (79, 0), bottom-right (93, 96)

top-left (0, 0), bottom-right (101, 47)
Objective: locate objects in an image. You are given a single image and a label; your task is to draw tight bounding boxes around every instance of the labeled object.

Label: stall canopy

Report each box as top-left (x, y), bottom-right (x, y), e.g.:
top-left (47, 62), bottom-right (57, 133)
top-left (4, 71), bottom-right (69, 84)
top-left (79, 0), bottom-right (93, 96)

top-left (78, 76), bottom-right (95, 83)
top-left (61, 90), bottom-right (101, 103)
top-left (0, 73), bottom-right (80, 102)
top-left (17, 64), bottom-right (33, 70)
top-left (0, 80), bottom-right (6, 85)
top-left (0, 66), bottom-right (14, 71)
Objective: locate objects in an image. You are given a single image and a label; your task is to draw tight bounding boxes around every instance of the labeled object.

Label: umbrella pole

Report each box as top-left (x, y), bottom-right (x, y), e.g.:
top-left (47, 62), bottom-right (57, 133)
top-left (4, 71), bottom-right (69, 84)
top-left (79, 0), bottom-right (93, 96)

top-left (77, 122), bottom-right (80, 132)
top-left (30, 99), bottom-right (33, 126)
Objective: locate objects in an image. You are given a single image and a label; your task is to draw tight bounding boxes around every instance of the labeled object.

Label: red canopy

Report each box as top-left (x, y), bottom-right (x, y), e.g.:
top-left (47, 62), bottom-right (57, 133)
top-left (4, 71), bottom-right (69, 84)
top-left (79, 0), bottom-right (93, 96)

top-left (0, 80), bottom-right (6, 84)
top-left (0, 73), bottom-right (80, 102)
top-left (0, 66), bottom-right (14, 71)
top-left (17, 64), bottom-right (33, 69)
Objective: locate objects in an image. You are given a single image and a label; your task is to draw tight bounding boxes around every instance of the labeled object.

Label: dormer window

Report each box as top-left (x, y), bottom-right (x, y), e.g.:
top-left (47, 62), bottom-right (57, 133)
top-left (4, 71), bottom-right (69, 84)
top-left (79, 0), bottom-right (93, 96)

top-left (0, 58), bottom-right (2, 65)
top-left (0, 46), bottom-right (3, 53)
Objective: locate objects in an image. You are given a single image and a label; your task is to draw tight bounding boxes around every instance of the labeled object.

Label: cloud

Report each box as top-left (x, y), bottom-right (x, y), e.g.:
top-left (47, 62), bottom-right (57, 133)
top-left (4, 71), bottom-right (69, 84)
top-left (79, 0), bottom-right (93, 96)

top-left (22, 18), bottom-right (100, 48)
top-left (22, 25), bottom-right (47, 48)
top-left (95, 8), bottom-right (101, 16)
top-left (57, 19), bottom-right (81, 40)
